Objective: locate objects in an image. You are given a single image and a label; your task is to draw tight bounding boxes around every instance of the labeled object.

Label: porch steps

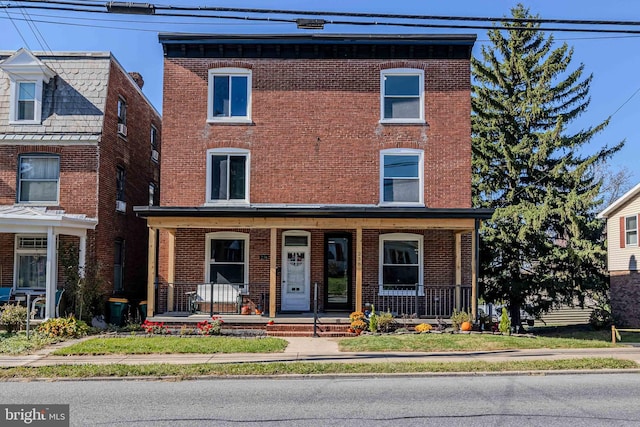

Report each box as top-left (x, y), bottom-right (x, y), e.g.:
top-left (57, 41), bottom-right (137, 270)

top-left (266, 323), bottom-right (354, 337)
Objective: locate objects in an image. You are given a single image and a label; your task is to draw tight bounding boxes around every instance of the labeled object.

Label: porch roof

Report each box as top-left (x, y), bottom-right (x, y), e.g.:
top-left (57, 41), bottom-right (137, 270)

top-left (0, 205), bottom-right (97, 234)
top-left (135, 205), bottom-right (494, 220)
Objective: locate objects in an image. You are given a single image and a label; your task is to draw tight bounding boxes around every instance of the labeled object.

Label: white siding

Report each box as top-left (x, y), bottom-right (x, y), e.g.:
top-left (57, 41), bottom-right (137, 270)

top-left (607, 196), bottom-right (640, 272)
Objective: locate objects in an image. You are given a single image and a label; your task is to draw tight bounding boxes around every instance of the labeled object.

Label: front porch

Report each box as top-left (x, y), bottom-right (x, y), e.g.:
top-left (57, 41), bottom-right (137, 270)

top-left (135, 205), bottom-right (492, 321)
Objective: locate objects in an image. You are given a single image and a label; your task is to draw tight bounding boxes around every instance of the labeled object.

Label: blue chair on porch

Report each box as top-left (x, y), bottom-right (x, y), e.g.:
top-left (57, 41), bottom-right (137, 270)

top-left (31, 289), bottom-right (65, 319)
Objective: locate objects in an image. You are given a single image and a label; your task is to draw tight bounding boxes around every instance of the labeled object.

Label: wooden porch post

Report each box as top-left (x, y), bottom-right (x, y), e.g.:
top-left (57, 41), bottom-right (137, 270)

top-left (147, 227), bottom-right (157, 318)
top-left (269, 227), bottom-right (277, 318)
top-left (166, 229), bottom-right (176, 312)
top-left (356, 227), bottom-right (363, 311)
top-left (455, 232), bottom-right (462, 312)
top-left (471, 222), bottom-right (478, 321)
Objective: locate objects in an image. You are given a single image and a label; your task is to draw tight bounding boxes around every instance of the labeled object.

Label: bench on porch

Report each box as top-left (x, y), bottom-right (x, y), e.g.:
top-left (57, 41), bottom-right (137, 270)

top-left (186, 283), bottom-right (249, 314)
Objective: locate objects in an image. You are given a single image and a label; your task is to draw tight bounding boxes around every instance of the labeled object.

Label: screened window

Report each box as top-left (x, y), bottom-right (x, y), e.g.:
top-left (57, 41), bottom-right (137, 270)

top-left (151, 125), bottom-right (159, 162)
top-left (208, 68), bottom-right (251, 122)
top-left (116, 167), bottom-right (125, 202)
top-left (18, 155), bottom-right (60, 203)
top-left (117, 98), bottom-right (127, 125)
top-left (113, 239), bottom-right (124, 292)
top-left (379, 234), bottom-right (423, 296)
top-left (148, 182), bottom-right (156, 206)
top-left (626, 216), bottom-right (638, 246)
top-left (15, 236), bottom-right (47, 289)
top-left (206, 149), bottom-right (249, 204)
top-left (381, 149), bottom-right (423, 205)
top-left (207, 233), bottom-right (248, 284)
top-left (381, 69), bottom-right (424, 122)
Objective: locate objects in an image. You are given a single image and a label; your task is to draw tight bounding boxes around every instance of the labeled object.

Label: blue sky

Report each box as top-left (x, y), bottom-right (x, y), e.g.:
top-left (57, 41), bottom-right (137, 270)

top-left (3, 0), bottom-right (640, 180)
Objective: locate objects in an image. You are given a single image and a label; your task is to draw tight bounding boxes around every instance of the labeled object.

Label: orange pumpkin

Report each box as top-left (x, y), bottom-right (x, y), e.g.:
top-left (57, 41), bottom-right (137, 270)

top-left (460, 321), bottom-right (473, 331)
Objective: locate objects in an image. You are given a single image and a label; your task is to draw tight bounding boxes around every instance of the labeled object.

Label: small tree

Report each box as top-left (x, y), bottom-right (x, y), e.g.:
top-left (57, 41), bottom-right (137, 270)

top-left (499, 307), bottom-right (511, 335)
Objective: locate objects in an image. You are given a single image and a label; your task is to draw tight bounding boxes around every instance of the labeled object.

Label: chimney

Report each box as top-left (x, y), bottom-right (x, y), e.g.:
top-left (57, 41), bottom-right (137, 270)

top-left (128, 72), bottom-right (144, 89)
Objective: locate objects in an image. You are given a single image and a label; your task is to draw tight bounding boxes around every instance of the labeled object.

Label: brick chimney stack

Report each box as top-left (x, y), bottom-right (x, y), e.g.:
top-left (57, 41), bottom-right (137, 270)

top-left (129, 72), bottom-right (144, 89)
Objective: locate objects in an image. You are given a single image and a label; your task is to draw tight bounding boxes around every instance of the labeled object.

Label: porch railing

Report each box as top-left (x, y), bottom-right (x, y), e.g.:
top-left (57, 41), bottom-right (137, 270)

top-left (370, 284), bottom-right (471, 319)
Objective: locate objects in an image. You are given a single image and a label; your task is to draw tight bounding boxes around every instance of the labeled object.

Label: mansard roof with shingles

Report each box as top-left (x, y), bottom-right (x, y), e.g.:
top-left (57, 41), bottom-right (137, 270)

top-left (0, 51), bottom-right (112, 141)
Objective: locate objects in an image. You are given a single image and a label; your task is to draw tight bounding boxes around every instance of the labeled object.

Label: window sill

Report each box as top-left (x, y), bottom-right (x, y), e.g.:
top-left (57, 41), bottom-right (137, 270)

top-left (9, 120), bottom-right (41, 125)
top-left (16, 201), bottom-right (59, 206)
top-left (204, 201), bottom-right (250, 207)
top-left (207, 118), bottom-right (253, 125)
top-left (379, 119), bottom-right (426, 125)
top-left (379, 202), bottom-right (425, 208)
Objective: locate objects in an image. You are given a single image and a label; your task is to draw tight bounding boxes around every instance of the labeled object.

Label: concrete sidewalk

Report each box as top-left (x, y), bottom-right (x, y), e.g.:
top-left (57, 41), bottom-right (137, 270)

top-left (2, 337), bottom-right (640, 368)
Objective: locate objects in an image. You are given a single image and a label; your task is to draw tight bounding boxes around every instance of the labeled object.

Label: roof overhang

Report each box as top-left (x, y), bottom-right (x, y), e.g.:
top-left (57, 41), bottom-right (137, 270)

top-left (135, 205), bottom-right (493, 231)
top-left (0, 206), bottom-right (97, 235)
top-left (159, 33), bottom-right (477, 60)
top-left (598, 182), bottom-right (640, 219)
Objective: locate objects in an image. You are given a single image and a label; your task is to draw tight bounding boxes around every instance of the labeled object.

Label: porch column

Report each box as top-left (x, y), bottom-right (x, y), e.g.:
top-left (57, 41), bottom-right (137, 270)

top-left (45, 227), bottom-right (57, 319)
top-left (166, 229), bottom-right (176, 312)
top-left (147, 227), bottom-right (157, 318)
top-left (471, 221), bottom-right (479, 321)
top-left (455, 232), bottom-right (462, 312)
top-left (355, 227), bottom-right (363, 311)
top-left (269, 227), bottom-right (277, 318)
top-left (78, 234), bottom-right (87, 279)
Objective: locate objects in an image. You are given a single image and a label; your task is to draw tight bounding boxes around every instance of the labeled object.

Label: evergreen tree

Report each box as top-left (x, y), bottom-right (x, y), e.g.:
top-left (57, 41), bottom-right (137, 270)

top-left (472, 4), bottom-right (623, 327)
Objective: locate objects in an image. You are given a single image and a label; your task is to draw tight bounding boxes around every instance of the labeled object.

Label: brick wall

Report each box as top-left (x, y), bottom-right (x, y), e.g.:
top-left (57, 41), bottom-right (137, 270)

top-left (161, 58), bottom-right (471, 208)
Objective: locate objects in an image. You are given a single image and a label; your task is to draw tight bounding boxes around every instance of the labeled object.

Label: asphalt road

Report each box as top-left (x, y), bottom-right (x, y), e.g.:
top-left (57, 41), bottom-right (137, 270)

top-left (2, 373), bottom-right (640, 426)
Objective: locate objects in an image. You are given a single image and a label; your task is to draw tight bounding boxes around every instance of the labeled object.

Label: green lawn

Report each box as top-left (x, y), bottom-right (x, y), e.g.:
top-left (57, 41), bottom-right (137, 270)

top-left (0, 332), bottom-right (59, 355)
top-left (53, 336), bottom-right (288, 355)
top-left (338, 332), bottom-right (614, 352)
top-left (0, 358), bottom-right (635, 379)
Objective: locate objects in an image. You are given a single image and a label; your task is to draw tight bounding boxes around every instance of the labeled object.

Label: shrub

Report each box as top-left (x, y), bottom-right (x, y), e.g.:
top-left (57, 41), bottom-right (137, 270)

top-left (377, 312), bottom-right (395, 332)
top-left (368, 305), bottom-right (378, 333)
top-left (37, 316), bottom-right (90, 338)
top-left (499, 307), bottom-right (511, 335)
top-left (141, 320), bottom-right (170, 335)
top-left (197, 316), bottom-right (224, 336)
top-left (450, 309), bottom-right (471, 330)
top-left (415, 323), bottom-right (432, 333)
top-left (0, 304), bottom-right (28, 334)
top-left (590, 306), bottom-right (613, 330)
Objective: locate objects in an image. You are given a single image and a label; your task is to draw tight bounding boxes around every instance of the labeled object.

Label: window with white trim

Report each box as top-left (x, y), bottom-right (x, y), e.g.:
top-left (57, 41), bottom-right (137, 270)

top-left (379, 233), bottom-right (423, 296)
top-left (380, 68), bottom-right (424, 123)
top-left (626, 215), bottom-right (638, 246)
top-left (206, 232), bottom-right (249, 284)
top-left (15, 235), bottom-right (47, 289)
top-left (208, 68), bottom-right (251, 123)
top-left (17, 155), bottom-right (60, 204)
top-left (380, 149), bottom-right (424, 205)
top-left (206, 148), bottom-right (249, 204)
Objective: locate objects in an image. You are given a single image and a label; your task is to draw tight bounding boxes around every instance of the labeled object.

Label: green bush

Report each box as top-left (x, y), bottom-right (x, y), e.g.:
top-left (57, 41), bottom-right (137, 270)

top-left (0, 304), bottom-right (28, 334)
top-left (499, 307), bottom-right (511, 335)
top-left (377, 312), bottom-right (395, 332)
top-left (450, 309), bottom-right (471, 330)
top-left (368, 305), bottom-right (378, 333)
top-left (37, 316), bottom-right (90, 338)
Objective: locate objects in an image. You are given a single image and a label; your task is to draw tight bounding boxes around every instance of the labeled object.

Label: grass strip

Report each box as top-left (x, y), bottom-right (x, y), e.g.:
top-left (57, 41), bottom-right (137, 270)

top-left (339, 334), bottom-right (614, 352)
top-left (52, 336), bottom-right (288, 355)
top-left (0, 358), bottom-right (635, 379)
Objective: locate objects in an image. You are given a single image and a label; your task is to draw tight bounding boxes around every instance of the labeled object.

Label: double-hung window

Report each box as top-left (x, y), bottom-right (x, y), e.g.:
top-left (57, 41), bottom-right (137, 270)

top-left (116, 167), bottom-right (126, 212)
top-left (117, 98), bottom-right (127, 136)
top-left (206, 232), bottom-right (248, 284)
top-left (150, 125), bottom-right (159, 162)
top-left (15, 235), bottom-right (47, 289)
top-left (208, 68), bottom-right (251, 123)
top-left (18, 155), bottom-right (60, 204)
top-left (626, 215), bottom-right (638, 246)
top-left (380, 149), bottom-right (424, 206)
top-left (206, 148), bottom-right (249, 204)
top-left (17, 82), bottom-right (37, 121)
top-left (379, 233), bottom-right (423, 296)
top-left (380, 68), bottom-right (424, 123)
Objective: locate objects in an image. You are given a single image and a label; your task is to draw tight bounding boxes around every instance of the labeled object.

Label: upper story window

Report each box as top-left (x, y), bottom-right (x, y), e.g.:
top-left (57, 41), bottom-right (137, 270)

top-left (150, 125), bottom-right (159, 162)
top-left (206, 148), bottom-right (250, 205)
top-left (626, 215), bottom-right (638, 246)
top-left (116, 166), bottom-right (126, 212)
top-left (379, 233), bottom-right (423, 296)
top-left (207, 68), bottom-right (252, 123)
top-left (17, 82), bottom-right (36, 121)
top-left (148, 182), bottom-right (157, 206)
top-left (380, 68), bottom-right (425, 124)
top-left (117, 97), bottom-right (127, 136)
top-left (18, 155), bottom-right (60, 204)
top-left (380, 149), bottom-right (424, 206)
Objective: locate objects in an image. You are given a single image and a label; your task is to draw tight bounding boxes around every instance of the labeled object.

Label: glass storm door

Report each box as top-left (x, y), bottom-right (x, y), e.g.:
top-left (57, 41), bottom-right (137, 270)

top-left (281, 231), bottom-right (310, 311)
top-left (325, 234), bottom-right (351, 310)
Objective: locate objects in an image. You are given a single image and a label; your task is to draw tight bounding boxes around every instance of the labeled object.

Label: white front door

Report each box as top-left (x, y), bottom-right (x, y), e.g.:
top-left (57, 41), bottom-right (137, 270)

top-left (281, 231), bottom-right (310, 311)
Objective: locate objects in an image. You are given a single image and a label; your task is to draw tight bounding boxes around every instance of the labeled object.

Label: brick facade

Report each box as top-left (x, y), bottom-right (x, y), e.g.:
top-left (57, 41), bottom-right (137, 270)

top-left (610, 272), bottom-right (640, 326)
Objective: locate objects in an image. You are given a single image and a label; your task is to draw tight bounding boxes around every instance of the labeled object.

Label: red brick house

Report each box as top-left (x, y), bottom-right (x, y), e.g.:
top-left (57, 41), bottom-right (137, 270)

top-left (0, 48), bottom-right (161, 318)
top-left (136, 34), bottom-right (491, 319)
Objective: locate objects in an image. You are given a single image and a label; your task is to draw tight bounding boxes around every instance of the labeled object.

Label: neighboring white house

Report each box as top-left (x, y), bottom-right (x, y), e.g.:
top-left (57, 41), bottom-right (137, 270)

top-left (598, 182), bottom-right (640, 326)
